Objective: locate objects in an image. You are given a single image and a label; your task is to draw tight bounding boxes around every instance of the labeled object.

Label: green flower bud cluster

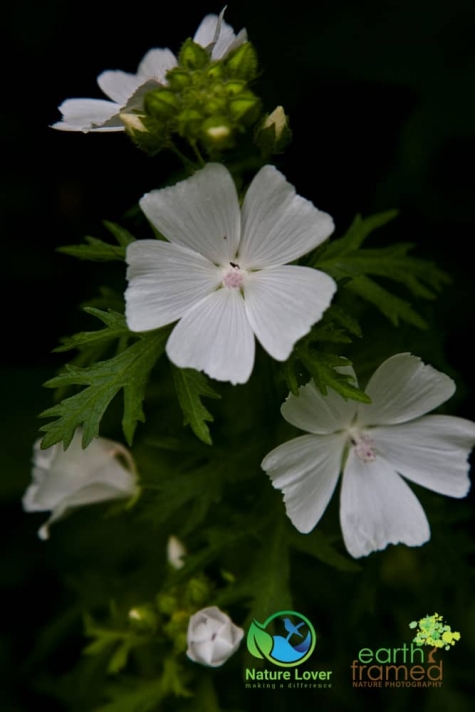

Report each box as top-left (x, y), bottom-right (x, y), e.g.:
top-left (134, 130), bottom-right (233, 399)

top-left (127, 574), bottom-right (213, 653)
top-left (139, 40), bottom-right (261, 155)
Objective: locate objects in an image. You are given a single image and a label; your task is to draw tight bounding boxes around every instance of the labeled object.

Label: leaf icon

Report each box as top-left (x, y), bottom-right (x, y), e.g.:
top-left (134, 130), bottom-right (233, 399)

top-left (247, 620), bottom-right (274, 660)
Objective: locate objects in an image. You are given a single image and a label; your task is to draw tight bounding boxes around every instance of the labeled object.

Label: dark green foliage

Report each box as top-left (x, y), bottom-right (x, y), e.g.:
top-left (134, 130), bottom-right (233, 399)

top-left (315, 211), bottom-right (450, 327)
top-left (58, 222), bottom-right (136, 262)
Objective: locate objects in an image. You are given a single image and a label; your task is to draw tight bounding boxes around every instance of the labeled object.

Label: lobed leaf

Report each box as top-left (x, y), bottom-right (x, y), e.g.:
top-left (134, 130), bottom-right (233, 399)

top-left (171, 367), bottom-right (221, 445)
top-left (40, 330), bottom-right (168, 449)
top-left (58, 221), bottom-right (136, 262)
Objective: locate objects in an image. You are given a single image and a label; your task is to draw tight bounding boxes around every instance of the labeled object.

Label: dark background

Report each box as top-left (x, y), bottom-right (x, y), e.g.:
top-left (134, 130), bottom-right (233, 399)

top-left (2, 0), bottom-right (475, 708)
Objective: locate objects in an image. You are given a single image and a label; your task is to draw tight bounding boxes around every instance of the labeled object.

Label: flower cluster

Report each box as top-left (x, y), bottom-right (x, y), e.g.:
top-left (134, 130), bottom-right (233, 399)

top-left (52, 10), bottom-right (261, 154)
top-left (52, 11), bottom-right (247, 135)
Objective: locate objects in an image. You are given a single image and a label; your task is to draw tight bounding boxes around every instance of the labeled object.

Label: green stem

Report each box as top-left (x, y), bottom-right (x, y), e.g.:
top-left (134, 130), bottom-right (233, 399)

top-left (168, 141), bottom-right (197, 174)
top-left (190, 140), bottom-right (206, 167)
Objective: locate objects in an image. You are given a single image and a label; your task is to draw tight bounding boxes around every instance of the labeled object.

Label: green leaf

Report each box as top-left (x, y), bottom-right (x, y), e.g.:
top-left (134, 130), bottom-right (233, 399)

top-left (95, 680), bottom-right (167, 712)
top-left (321, 210), bottom-right (399, 258)
top-left (40, 329), bottom-right (168, 449)
top-left (299, 350), bottom-right (371, 403)
top-left (58, 221), bottom-right (136, 262)
top-left (315, 211), bottom-right (449, 328)
top-left (54, 308), bottom-right (129, 352)
top-left (347, 275), bottom-right (428, 328)
top-left (243, 516), bottom-right (292, 622)
top-left (171, 367), bottom-right (221, 445)
top-left (247, 620), bottom-right (274, 660)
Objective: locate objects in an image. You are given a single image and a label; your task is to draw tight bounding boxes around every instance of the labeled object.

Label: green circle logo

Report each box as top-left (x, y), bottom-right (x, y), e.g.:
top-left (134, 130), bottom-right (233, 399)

top-left (247, 610), bottom-right (316, 667)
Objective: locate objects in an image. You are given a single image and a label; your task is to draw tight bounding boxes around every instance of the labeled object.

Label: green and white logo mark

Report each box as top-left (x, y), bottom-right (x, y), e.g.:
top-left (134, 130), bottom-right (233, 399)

top-left (247, 610), bottom-right (316, 667)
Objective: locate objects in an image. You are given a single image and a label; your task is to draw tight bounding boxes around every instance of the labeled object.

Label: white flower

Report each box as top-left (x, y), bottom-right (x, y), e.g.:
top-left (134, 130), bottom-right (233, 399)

top-left (22, 430), bottom-right (139, 540)
top-left (52, 11), bottom-right (247, 133)
top-left (125, 163), bottom-right (336, 384)
top-left (167, 535), bottom-right (187, 569)
top-left (261, 353), bottom-right (475, 558)
top-left (186, 606), bottom-right (244, 667)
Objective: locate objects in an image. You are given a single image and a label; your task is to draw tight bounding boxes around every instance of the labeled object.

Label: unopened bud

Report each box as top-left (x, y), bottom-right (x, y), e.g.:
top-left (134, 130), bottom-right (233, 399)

top-left (156, 591), bottom-right (180, 615)
top-left (186, 575), bottom-right (210, 607)
top-left (128, 604), bottom-right (158, 632)
top-left (144, 89), bottom-right (179, 120)
top-left (167, 535), bottom-right (187, 570)
top-left (229, 92), bottom-right (261, 124)
top-left (224, 43), bottom-right (258, 81)
top-left (166, 69), bottom-right (192, 91)
top-left (177, 107), bottom-right (202, 136)
top-left (255, 105), bottom-right (292, 154)
top-left (179, 39), bottom-right (210, 70)
top-left (201, 119), bottom-right (233, 150)
top-left (225, 80), bottom-right (246, 96)
top-left (119, 112), bottom-right (148, 133)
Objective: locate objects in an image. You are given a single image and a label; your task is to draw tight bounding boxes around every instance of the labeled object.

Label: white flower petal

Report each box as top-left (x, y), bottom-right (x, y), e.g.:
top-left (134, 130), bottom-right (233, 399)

top-left (244, 265), bottom-right (336, 361)
top-left (37, 482), bottom-right (133, 541)
top-left (23, 431), bottom-right (138, 539)
top-left (371, 415), bottom-right (475, 497)
top-left (140, 164), bottom-right (241, 265)
top-left (193, 11), bottom-right (246, 59)
top-left (238, 165), bottom-right (334, 269)
top-left (193, 13), bottom-right (223, 48)
top-left (137, 48), bottom-right (178, 81)
top-left (125, 240), bottom-right (221, 332)
top-left (281, 378), bottom-right (357, 435)
top-left (186, 606), bottom-right (244, 667)
top-left (166, 288), bottom-right (255, 384)
top-left (97, 70), bottom-right (143, 104)
top-left (262, 433), bottom-right (345, 533)
top-left (340, 451), bottom-right (430, 558)
top-left (52, 98), bottom-right (124, 132)
top-left (358, 353), bottom-right (455, 426)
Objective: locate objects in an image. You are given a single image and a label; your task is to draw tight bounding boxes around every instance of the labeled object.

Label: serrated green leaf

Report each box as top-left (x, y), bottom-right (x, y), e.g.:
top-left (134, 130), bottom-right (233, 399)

top-left (40, 329), bottom-right (168, 449)
top-left (327, 304), bottom-right (362, 338)
top-left (58, 221), bottom-right (136, 262)
top-left (171, 366), bottom-right (221, 445)
top-left (315, 211), bottom-right (449, 328)
top-left (322, 210), bottom-right (399, 259)
top-left (54, 309), bottom-right (129, 352)
top-left (347, 276), bottom-right (429, 328)
top-left (299, 350), bottom-right (371, 403)
top-left (102, 221), bottom-right (137, 247)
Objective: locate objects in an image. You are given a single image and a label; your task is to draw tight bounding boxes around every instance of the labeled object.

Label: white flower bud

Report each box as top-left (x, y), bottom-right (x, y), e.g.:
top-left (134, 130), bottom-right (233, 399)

top-left (119, 112), bottom-right (148, 133)
top-left (167, 535), bottom-right (187, 569)
top-left (262, 105), bottom-right (288, 139)
top-left (186, 606), bottom-right (244, 667)
top-left (23, 429), bottom-right (139, 540)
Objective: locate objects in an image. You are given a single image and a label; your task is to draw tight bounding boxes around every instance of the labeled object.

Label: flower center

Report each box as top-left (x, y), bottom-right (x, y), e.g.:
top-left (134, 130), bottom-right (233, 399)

top-left (349, 430), bottom-right (377, 463)
top-left (222, 262), bottom-right (245, 289)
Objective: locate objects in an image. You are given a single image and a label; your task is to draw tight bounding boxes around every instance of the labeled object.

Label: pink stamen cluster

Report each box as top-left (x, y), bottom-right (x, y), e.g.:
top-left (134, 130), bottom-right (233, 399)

top-left (222, 263), bottom-right (245, 289)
